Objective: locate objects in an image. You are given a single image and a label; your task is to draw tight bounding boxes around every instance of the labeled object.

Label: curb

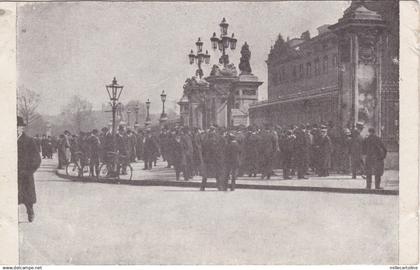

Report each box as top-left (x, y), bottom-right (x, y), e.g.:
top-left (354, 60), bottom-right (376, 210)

top-left (55, 171), bottom-right (399, 196)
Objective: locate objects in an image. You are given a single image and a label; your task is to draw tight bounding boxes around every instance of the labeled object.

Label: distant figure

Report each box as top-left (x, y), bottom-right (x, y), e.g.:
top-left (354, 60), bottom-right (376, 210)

top-left (17, 116), bottom-right (41, 222)
top-left (363, 128), bottom-right (387, 189)
top-left (350, 122), bottom-right (364, 179)
top-left (224, 133), bottom-right (241, 191)
top-left (317, 126), bottom-right (332, 177)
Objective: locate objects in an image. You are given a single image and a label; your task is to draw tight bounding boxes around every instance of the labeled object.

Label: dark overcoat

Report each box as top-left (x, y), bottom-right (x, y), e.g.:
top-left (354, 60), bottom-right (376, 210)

top-left (318, 135), bottom-right (332, 169)
top-left (143, 136), bottom-right (160, 161)
top-left (18, 133), bottom-right (41, 205)
top-left (201, 132), bottom-right (225, 178)
top-left (363, 134), bottom-right (387, 176)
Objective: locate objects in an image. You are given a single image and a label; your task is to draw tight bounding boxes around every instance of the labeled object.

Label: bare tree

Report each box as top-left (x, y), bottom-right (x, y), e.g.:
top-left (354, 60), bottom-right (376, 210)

top-left (61, 95), bottom-right (94, 132)
top-left (17, 86), bottom-right (41, 127)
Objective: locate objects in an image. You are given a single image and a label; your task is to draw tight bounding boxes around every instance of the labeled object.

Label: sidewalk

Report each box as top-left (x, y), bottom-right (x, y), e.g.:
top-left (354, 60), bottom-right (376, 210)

top-left (56, 159), bottom-right (399, 195)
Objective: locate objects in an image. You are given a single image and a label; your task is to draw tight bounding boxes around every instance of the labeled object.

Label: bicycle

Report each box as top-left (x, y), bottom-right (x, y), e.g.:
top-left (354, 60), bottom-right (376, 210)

top-left (98, 151), bottom-right (133, 181)
top-left (66, 151), bottom-right (90, 178)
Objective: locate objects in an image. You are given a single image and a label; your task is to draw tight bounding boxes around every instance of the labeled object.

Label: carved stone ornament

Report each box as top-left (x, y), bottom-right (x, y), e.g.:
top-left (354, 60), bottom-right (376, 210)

top-left (209, 63), bottom-right (238, 77)
top-left (358, 30), bottom-right (379, 65)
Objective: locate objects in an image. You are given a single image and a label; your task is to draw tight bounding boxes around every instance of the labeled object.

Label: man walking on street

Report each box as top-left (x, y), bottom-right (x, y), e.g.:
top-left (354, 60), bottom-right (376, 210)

top-left (17, 116), bottom-right (41, 222)
top-left (88, 129), bottom-right (101, 177)
top-left (363, 128), bottom-right (387, 189)
top-left (350, 122), bottom-right (364, 179)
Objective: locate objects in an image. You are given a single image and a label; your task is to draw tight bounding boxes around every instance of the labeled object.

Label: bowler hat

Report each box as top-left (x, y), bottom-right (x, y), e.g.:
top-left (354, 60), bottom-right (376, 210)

top-left (17, 116), bottom-right (26, 127)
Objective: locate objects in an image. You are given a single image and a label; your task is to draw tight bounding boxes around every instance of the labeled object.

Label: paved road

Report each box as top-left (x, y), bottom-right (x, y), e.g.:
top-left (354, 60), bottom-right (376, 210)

top-left (19, 158), bottom-right (398, 264)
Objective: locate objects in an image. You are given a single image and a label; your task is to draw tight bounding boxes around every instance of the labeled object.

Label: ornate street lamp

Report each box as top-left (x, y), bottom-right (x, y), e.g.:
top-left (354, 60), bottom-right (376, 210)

top-left (127, 109), bottom-right (131, 128)
top-left (160, 90), bottom-right (168, 123)
top-left (134, 103), bottom-right (140, 129)
top-left (188, 37), bottom-right (211, 79)
top-left (209, 18), bottom-right (237, 67)
top-left (105, 77), bottom-right (124, 140)
top-left (145, 99), bottom-right (151, 126)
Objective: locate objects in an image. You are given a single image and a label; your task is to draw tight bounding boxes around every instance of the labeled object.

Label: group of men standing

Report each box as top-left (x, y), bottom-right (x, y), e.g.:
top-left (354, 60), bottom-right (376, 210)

top-left (33, 134), bottom-right (55, 159)
top-left (155, 121), bottom-right (387, 191)
top-left (47, 120), bottom-right (387, 192)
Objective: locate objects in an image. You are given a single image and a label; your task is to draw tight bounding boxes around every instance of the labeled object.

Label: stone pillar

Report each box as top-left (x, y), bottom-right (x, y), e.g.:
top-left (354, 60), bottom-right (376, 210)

top-left (205, 74), bottom-right (238, 128)
top-left (330, 3), bottom-right (386, 135)
top-left (182, 77), bottom-right (210, 129)
top-left (231, 74), bottom-right (263, 127)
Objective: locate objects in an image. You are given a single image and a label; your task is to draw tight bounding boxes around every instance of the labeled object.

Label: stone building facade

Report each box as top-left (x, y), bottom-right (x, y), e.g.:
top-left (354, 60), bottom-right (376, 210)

top-left (249, 0), bottom-right (399, 152)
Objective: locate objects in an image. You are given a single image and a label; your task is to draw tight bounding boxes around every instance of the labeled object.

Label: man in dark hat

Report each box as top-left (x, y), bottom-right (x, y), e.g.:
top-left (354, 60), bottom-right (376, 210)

top-left (350, 122), bottom-right (365, 179)
top-left (317, 127), bottom-right (332, 177)
top-left (200, 125), bottom-right (225, 191)
top-left (280, 130), bottom-right (295, 179)
top-left (294, 125), bottom-right (309, 179)
top-left (87, 129), bottom-right (101, 177)
top-left (17, 116), bottom-right (41, 222)
top-left (143, 129), bottom-right (159, 170)
top-left (224, 133), bottom-right (241, 191)
top-left (181, 126), bottom-right (194, 180)
top-left (363, 128), bottom-right (387, 189)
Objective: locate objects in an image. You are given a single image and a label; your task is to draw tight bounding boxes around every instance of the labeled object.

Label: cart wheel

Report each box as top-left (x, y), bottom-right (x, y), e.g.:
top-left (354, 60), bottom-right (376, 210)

top-left (66, 162), bottom-right (81, 178)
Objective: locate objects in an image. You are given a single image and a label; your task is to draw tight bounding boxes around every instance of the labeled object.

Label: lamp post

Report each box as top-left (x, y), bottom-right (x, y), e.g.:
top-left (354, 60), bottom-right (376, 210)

top-left (188, 37), bottom-right (211, 79)
top-left (210, 18), bottom-right (237, 67)
top-left (160, 90), bottom-right (168, 124)
top-left (105, 77), bottom-right (124, 141)
top-left (127, 109), bottom-right (132, 128)
top-left (134, 103), bottom-right (140, 130)
top-left (188, 38), bottom-right (211, 129)
top-left (145, 99), bottom-right (151, 127)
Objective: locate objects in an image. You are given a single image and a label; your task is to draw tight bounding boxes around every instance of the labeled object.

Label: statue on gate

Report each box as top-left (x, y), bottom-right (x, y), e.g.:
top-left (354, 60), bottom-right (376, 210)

top-left (239, 42), bottom-right (252, 75)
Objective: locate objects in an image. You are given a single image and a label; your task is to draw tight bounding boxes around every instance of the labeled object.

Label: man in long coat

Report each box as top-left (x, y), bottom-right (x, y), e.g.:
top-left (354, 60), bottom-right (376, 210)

top-left (363, 128), bottom-right (387, 189)
top-left (18, 116), bottom-right (41, 222)
top-left (136, 130), bottom-right (144, 162)
top-left (171, 132), bottom-right (187, 180)
top-left (244, 127), bottom-right (260, 177)
top-left (294, 126), bottom-right (309, 179)
top-left (317, 127), bottom-right (332, 177)
top-left (143, 130), bottom-right (160, 170)
top-left (57, 134), bottom-right (69, 169)
top-left (200, 126), bottom-right (225, 191)
top-left (280, 130), bottom-right (295, 179)
top-left (191, 128), bottom-right (203, 177)
top-left (181, 127), bottom-right (194, 180)
top-left (224, 133), bottom-right (241, 191)
top-left (126, 129), bottom-right (137, 162)
top-left (258, 125), bottom-right (279, 180)
top-left (350, 123), bottom-right (364, 179)
top-left (87, 129), bottom-right (101, 177)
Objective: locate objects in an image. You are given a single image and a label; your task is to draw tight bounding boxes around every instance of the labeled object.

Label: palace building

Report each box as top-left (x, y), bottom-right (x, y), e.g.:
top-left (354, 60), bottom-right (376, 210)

top-left (249, 0), bottom-right (399, 152)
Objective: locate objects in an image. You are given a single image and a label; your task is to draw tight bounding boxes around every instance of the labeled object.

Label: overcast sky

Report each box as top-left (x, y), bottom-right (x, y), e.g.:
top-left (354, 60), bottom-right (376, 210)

top-left (17, 1), bottom-right (350, 115)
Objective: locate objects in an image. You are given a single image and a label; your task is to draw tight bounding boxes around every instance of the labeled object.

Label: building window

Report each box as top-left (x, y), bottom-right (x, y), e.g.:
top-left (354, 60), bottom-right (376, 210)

top-left (292, 66), bottom-right (297, 80)
top-left (306, 62), bottom-right (312, 77)
top-left (299, 64), bottom-right (304, 78)
top-left (314, 58), bottom-right (320, 75)
top-left (323, 56), bottom-right (329, 73)
top-left (332, 54), bottom-right (338, 67)
top-left (234, 102), bottom-right (240, 109)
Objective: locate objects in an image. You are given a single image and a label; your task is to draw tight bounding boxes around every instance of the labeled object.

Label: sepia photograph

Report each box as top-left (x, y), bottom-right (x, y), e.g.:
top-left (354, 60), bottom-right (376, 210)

top-left (2, 0), bottom-right (412, 265)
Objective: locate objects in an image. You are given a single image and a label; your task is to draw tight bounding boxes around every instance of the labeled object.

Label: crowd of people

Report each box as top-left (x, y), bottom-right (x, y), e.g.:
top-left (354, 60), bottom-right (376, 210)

top-left (45, 120), bottom-right (387, 191)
